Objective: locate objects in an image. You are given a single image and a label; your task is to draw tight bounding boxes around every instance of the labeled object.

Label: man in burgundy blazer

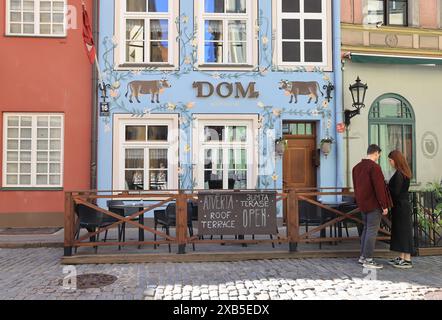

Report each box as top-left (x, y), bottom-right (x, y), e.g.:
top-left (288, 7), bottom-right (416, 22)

top-left (352, 144), bottom-right (393, 269)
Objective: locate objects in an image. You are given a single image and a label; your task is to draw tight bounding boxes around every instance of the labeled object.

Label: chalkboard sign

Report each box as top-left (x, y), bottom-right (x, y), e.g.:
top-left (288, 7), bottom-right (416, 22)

top-left (198, 191), bottom-right (277, 235)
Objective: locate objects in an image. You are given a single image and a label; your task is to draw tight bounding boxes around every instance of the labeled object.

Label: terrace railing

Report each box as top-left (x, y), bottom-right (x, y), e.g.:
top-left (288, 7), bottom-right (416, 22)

top-left (64, 188), bottom-right (394, 257)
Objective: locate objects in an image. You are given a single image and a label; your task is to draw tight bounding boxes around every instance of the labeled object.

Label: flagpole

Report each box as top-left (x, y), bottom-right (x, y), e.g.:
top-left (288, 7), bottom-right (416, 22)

top-left (94, 54), bottom-right (104, 86)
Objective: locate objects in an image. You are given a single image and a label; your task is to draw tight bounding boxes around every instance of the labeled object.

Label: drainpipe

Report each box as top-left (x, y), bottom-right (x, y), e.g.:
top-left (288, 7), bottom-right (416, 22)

top-left (333, 0), bottom-right (344, 190)
top-left (90, 0), bottom-right (99, 191)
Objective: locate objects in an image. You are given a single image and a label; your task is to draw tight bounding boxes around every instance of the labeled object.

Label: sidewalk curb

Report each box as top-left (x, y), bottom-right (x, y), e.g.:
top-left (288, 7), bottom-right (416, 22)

top-left (0, 242), bottom-right (63, 249)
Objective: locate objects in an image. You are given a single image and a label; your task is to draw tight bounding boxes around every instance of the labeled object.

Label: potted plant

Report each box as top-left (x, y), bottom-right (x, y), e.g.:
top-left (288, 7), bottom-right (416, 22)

top-left (320, 137), bottom-right (334, 158)
top-left (275, 138), bottom-right (288, 156)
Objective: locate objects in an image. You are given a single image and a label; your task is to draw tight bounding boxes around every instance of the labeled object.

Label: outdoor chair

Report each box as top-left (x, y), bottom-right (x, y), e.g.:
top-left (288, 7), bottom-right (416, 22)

top-left (74, 203), bottom-right (121, 254)
top-left (154, 201), bottom-right (196, 253)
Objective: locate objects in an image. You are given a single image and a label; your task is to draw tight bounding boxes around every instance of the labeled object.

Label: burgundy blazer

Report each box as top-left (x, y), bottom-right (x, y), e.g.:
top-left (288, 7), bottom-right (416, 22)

top-left (352, 159), bottom-right (393, 213)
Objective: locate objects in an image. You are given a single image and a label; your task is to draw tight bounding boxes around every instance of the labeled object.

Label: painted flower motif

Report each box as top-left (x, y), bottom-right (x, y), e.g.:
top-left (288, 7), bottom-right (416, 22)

top-left (167, 103), bottom-right (177, 110)
top-left (272, 108), bottom-right (282, 117)
top-left (323, 75), bottom-right (330, 81)
top-left (112, 81), bottom-right (120, 89)
top-left (143, 108), bottom-right (150, 115)
top-left (109, 89), bottom-right (119, 98)
top-left (182, 15), bottom-right (189, 24)
top-left (186, 102), bottom-right (195, 109)
top-left (311, 109), bottom-right (320, 116)
top-left (178, 167), bottom-right (184, 175)
top-left (112, 36), bottom-right (119, 45)
top-left (257, 101), bottom-right (265, 108)
top-left (104, 123), bottom-right (111, 133)
top-left (271, 174), bottom-right (279, 181)
top-left (184, 56), bottom-right (192, 65)
top-left (184, 144), bottom-right (191, 153)
top-left (191, 38), bottom-right (198, 47)
top-left (322, 100), bottom-right (329, 108)
top-left (261, 36), bottom-right (269, 45)
top-left (131, 69), bottom-right (141, 75)
top-left (212, 72), bottom-right (221, 79)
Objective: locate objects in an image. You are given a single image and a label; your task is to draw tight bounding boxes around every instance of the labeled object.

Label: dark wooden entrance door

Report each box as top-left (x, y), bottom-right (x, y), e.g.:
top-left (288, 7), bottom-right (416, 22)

top-left (282, 122), bottom-right (318, 222)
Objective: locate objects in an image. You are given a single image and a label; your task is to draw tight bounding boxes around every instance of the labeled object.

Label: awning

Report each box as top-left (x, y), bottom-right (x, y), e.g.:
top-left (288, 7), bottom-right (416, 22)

top-left (349, 53), bottom-right (442, 65)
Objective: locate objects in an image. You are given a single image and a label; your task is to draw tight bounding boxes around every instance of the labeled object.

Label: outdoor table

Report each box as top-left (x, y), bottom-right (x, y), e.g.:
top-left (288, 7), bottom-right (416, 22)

top-left (318, 201), bottom-right (350, 245)
top-left (109, 202), bottom-right (146, 248)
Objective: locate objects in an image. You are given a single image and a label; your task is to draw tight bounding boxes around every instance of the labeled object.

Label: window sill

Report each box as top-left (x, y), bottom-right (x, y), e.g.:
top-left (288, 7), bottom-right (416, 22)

top-left (196, 64), bottom-right (257, 71)
top-left (1, 187), bottom-right (64, 191)
top-left (116, 64), bottom-right (178, 71)
top-left (5, 33), bottom-right (67, 39)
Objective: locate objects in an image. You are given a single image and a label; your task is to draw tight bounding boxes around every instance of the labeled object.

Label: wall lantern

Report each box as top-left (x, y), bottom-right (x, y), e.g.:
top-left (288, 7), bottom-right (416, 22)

top-left (275, 138), bottom-right (288, 157)
top-left (344, 76), bottom-right (368, 126)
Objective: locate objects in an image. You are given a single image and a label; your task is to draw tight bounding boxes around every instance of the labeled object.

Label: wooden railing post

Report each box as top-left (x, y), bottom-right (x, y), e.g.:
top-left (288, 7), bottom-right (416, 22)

top-left (287, 189), bottom-right (300, 252)
top-left (64, 192), bottom-right (75, 256)
top-left (176, 192), bottom-right (187, 254)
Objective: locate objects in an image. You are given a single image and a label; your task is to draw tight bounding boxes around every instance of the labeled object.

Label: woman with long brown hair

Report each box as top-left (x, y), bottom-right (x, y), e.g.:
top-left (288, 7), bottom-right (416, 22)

top-left (387, 150), bottom-right (414, 269)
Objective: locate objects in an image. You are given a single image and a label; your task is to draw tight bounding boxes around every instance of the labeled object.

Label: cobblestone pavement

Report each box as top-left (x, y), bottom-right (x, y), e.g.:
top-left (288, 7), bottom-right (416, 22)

top-left (0, 248), bottom-right (441, 300)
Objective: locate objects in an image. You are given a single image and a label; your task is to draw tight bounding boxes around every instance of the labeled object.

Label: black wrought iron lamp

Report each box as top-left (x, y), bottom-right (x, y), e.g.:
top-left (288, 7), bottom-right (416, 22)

top-left (344, 76), bottom-right (368, 126)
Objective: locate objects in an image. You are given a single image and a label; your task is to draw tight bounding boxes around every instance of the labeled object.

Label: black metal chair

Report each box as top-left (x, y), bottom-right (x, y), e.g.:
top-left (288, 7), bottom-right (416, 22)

top-left (74, 203), bottom-right (121, 253)
top-left (154, 201), bottom-right (196, 252)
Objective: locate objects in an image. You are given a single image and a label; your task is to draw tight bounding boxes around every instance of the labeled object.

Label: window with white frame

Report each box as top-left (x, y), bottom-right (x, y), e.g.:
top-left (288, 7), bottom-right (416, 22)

top-left (117, 0), bottom-right (178, 67)
top-left (6, 0), bottom-right (67, 36)
top-left (196, 0), bottom-right (257, 68)
top-left (274, 0), bottom-right (331, 68)
top-left (193, 116), bottom-right (258, 190)
top-left (3, 114), bottom-right (64, 188)
top-left (113, 116), bottom-right (179, 191)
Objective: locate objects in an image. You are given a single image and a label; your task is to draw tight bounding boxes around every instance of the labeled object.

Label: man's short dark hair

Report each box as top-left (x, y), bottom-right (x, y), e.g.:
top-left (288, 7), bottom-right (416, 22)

top-left (367, 144), bottom-right (382, 155)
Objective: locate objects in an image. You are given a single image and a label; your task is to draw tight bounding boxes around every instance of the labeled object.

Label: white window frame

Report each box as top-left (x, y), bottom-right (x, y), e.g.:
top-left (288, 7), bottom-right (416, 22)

top-left (192, 114), bottom-right (259, 190)
top-left (112, 114), bottom-right (179, 191)
top-left (5, 0), bottom-right (67, 37)
top-left (114, 0), bottom-right (179, 70)
top-left (2, 113), bottom-right (65, 188)
top-left (195, 0), bottom-right (258, 71)
top-left (273, 0), bottom-right (332, 71)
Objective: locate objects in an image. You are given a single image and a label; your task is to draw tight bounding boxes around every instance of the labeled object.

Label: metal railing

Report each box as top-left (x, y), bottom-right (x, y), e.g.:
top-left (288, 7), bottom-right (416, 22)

top-left (411, 191), bottom-right (442, 249)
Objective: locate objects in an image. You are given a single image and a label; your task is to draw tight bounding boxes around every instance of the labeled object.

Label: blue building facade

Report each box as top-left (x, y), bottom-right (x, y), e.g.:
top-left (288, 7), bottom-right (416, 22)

top-left (96, 0), bottom-right (343, 213)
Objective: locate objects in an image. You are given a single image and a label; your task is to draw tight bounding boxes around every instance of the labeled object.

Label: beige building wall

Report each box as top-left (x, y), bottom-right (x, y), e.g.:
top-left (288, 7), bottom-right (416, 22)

top-left (343, 61), bottom-right (442, 189)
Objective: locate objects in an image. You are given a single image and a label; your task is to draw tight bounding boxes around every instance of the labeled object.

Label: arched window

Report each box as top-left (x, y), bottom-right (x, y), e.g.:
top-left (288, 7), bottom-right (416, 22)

top-left (369, 93), bottom-right (415, 180)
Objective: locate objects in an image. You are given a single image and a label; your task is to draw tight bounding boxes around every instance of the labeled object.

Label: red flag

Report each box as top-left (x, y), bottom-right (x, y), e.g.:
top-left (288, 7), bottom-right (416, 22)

top-left (82, 3), bottom-right (96, 64)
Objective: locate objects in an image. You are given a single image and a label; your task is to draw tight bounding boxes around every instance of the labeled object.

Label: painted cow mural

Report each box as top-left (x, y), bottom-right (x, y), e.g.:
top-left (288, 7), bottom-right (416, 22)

top-left (125, 79), bottom-right (172, 103)
top-left (279, 80), bottom-right (324, 104)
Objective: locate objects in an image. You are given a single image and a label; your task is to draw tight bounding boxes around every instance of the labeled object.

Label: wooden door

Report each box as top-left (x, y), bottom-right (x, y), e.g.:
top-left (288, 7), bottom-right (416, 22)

top-left (283, 122), bottom-right (318, 223)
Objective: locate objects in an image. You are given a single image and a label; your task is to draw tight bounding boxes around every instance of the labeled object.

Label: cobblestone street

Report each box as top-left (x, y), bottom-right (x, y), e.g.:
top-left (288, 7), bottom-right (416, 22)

top-left (0, 248), bottom-right (441, 300)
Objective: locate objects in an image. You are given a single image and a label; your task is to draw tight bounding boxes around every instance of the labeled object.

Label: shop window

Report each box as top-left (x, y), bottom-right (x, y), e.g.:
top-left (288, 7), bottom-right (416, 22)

top-left (194, 116), bottom-right (258, 190)
top-left (369, 94), bottom-right (415, 180)
top-left (3, 113), bottom-right (64, 188)
top-left (196, 0), bottom-right (258, 69)
top-left (366, 0), bottom-right (408, 26)
top-left (7, 0), bottom-right (67, 37)
top-left (274, 0), bottom-right (332, 69)
top-left (113, 115), bottom-right (178, 191)
top-left (116, 0), bottom-right (179, 68)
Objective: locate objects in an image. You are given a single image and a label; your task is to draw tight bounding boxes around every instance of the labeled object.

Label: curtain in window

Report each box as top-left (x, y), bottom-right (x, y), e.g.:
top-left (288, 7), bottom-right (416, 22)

top-left (228, 21), bottom-right (246, 63)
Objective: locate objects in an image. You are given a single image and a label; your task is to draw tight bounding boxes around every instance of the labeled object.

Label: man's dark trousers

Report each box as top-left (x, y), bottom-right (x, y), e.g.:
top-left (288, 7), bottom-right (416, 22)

top-left (360, 209), bottom-right (382, 259)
